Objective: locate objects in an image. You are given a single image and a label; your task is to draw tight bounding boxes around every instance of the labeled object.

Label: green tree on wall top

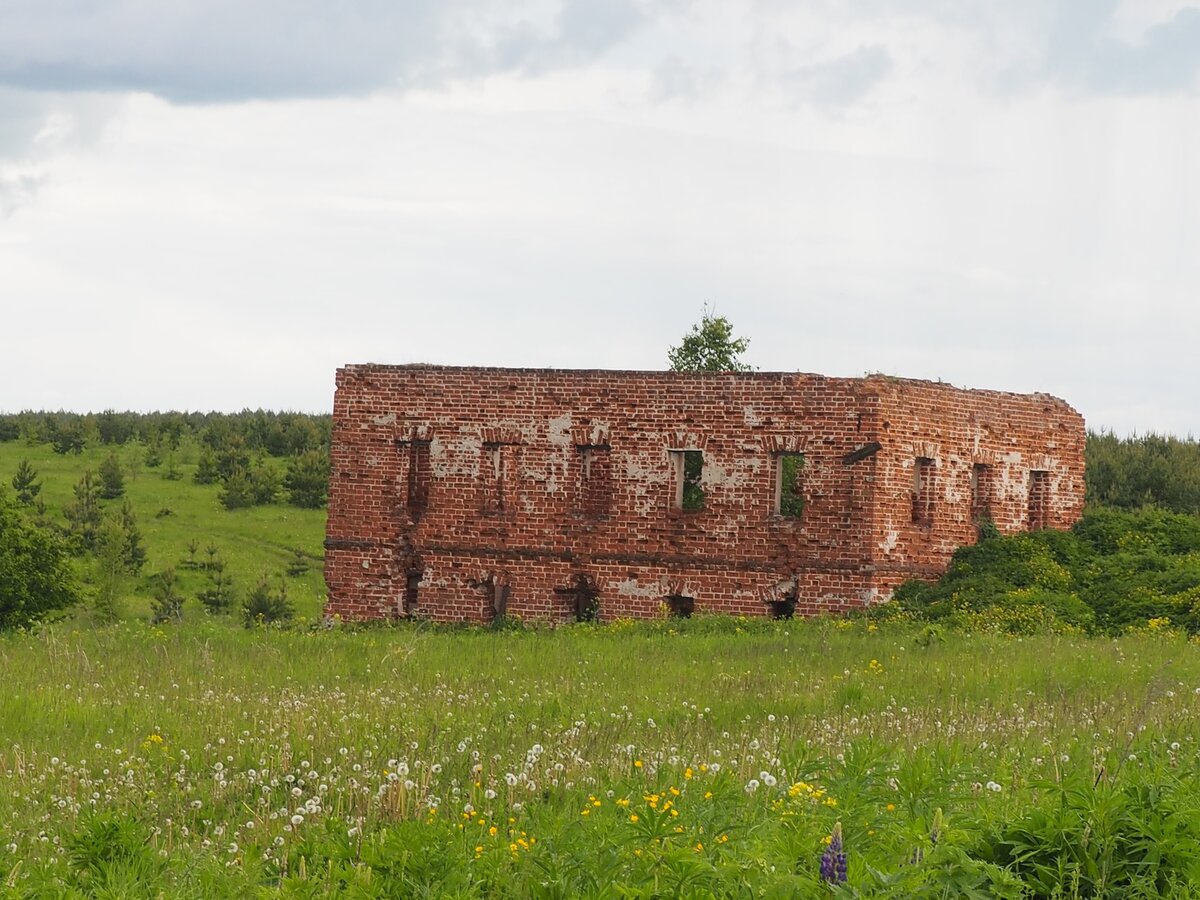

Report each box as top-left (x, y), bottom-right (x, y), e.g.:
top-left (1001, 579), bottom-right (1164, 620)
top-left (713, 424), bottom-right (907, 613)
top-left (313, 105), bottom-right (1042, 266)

top-left (667, 305), bottom-right (752, 373)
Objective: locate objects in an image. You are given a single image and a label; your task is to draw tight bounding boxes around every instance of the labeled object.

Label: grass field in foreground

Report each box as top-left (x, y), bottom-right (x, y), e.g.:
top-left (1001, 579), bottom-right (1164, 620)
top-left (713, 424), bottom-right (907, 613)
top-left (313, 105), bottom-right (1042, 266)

top-left (2, 617), bottom-right (1199, 897)
top-left (0, 441), bottom-right (328, 620)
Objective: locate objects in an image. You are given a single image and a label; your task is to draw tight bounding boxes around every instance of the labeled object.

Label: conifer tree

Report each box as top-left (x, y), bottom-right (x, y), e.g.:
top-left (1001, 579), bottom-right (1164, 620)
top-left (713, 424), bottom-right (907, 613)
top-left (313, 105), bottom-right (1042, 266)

top-left (64, 471), bottom-right (103, 551)
top-left (11, 459), bottom-right (42, 506)
top-left (219, 468), bottom-right (254, 510)
top-left (93, 518), bottom-right (129, 624)
top-left (117, 501), bottom-right (146, 575)
top-left (99, 453), bottom-right (125, 499)
top-left (285, 449), bottom-right (330, 508)
top-left (150, 568), bottom-right (184, 624)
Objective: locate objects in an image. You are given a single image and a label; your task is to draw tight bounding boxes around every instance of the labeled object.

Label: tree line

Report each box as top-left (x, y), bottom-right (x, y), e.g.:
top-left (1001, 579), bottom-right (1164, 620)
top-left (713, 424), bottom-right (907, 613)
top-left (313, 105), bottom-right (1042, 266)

top-left (1085, 430), bottom-right (1200, 515)
top-left (0, 409), bottom-right (330, 458)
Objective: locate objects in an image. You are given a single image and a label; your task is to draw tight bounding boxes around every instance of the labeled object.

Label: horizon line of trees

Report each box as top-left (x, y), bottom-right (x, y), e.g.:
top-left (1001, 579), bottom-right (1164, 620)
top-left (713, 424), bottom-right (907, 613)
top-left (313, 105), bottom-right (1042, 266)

top-left (0, 409), bottom-right (331, 458)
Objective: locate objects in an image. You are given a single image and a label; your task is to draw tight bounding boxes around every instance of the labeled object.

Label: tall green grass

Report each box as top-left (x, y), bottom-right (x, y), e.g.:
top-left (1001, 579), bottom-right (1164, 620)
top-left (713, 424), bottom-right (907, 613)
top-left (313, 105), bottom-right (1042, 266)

top-left (2, 617), bottom-right (1198, 896)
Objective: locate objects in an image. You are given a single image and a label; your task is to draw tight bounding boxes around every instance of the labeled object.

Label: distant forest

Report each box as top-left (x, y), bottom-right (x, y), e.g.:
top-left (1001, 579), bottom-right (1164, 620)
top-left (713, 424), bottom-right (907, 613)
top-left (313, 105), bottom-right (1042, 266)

top-left (0, 409), bottom-right (329, 457)
top-left (1085, 431), bottom-right (1200, 513)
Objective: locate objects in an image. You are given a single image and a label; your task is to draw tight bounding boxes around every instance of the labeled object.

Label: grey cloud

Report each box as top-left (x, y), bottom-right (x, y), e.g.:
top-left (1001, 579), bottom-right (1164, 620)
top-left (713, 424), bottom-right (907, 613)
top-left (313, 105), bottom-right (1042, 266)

top-left (780, 44), bottom-right (893, 107)
top-left (0, 0), bottom-right (652, 104)
top-left (1046, 4), bottom-right (1200, 94)
top-left (0, 87), bottom-right (121, 212)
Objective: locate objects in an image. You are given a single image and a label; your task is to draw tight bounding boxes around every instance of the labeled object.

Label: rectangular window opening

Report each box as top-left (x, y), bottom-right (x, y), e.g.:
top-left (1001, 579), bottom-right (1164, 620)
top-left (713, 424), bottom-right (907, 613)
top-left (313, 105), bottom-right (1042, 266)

top-left (665, 594), bottom-right (695, 618)
top-left (556, 574), bottom-right (600, 623)
top-left (578, 446), bottom-right (613, 518)
top-left (1028, 470), bottom-right (1051, 531)
top-left (404, 569), bottom-right (422, 614)
top-left (970, 463), bottom-right (992, 523)
top-left (911, 457), bottom-right (935, 525)
top-left (406, 440), bottom-right (431, 520)
top-left (775, 453), bottom-right (806, 518)
top-left (669, 449), bottom-right (705, 512)
top-left (487, 579), bottom-right (511, 620)
top-left (481, 444), bottom-right (505, 514)
top-left (767, 596), bottom-right (796, 619)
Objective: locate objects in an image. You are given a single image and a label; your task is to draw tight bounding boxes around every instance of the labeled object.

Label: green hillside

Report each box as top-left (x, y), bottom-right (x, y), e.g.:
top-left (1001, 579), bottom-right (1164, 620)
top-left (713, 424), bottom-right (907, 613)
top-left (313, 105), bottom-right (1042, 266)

top-left (0, 440), bottom-right (328, 620)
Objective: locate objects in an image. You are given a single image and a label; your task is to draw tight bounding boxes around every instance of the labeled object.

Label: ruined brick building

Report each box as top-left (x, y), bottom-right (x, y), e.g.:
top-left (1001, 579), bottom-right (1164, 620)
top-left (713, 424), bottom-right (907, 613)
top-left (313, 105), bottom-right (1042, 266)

top-left (324, 365), bottom-right (1085, 623)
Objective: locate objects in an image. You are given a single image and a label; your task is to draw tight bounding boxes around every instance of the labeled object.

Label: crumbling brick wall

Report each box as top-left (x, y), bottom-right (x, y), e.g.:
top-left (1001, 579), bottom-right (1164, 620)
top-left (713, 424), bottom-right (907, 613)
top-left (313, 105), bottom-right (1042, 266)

top-left (324, 365), bottom-right (1085, 623)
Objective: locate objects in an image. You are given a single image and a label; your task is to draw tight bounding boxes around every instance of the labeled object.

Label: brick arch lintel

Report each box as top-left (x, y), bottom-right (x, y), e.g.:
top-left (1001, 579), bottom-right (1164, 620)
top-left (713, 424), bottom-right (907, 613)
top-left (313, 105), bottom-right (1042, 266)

top-left (393, 423), bottom-right (435, 443)
top-left (912, 441), bottom-right (942, 462)
top-left (757, 576), bottom-right (798, 605)
top-left (480, 426), bottom-right (524, 446)
top-left (759, 434), bottom-right (809, 454)
top-left (571, 425), bottom-right (611, 447)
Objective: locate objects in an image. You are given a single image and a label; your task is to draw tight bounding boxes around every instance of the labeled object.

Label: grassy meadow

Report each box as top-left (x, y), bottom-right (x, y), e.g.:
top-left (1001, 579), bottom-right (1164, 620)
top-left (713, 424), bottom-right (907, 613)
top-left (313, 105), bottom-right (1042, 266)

top-left (2, 618), bottom-right (1200, 897)
top-left (5, 434), bottom-right (1200, 895)
top-left (0, 441), bottom-right (327, 621)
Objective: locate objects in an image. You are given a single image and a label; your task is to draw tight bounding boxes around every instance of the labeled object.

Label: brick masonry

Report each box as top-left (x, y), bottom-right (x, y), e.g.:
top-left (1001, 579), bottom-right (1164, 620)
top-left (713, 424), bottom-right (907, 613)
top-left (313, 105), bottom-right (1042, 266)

top-left (324, 365), bottom-right (1085, 623)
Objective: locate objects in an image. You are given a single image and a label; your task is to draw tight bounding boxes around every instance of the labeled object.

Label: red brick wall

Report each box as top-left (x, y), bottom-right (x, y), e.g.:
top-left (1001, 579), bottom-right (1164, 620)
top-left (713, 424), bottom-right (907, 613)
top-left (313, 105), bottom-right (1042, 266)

top-left (324, 366), bottom-right (1085, 623)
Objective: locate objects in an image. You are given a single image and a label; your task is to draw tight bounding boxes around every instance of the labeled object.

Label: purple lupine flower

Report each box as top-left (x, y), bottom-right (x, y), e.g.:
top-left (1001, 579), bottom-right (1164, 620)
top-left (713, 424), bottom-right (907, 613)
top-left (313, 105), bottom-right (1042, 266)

top-left (820, 822), bottom-right (848, 885)
top-left (930, 808), bottom-right (943, 846)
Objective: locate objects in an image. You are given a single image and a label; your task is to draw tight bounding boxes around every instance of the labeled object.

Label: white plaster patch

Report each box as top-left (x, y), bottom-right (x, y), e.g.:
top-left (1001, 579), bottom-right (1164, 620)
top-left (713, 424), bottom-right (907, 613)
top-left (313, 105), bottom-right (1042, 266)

top-left (700, 458), bottom-right (738, 489)
top-left (880, 530), bottom-right (899, 554)
top-left (613, 578), bottom-right (661, 598)
top-left (547, 413), bottom-right (573, 447)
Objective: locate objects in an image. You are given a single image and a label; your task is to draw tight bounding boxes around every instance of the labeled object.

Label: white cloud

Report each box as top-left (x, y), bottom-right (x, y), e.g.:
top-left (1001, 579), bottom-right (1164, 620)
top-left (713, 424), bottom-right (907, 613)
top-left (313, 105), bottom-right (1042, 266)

top-left (0, 1), bottom-right (1198, 436)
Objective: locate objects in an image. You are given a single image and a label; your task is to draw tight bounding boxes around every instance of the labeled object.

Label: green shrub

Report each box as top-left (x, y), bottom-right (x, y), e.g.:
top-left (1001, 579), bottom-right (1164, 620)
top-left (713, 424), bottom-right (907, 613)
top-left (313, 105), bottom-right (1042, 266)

top-left (243, 576), bottom-right (293, 626)
top-left (0, 494), bottom-right (80, 629)
top-left (893, 508), bottom-right (1200, 635)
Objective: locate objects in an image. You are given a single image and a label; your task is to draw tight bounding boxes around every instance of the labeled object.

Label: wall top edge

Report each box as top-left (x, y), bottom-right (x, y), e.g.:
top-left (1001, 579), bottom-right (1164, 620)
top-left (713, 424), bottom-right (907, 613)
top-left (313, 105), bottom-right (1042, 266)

top-left (335, 364), bottom-right (1079, 413)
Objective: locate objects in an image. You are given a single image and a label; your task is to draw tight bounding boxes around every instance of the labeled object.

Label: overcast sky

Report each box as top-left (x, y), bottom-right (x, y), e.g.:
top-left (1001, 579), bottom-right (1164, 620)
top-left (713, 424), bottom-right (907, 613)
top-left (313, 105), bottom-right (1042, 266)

top-left (1, 0), bottom-right (1198, 435)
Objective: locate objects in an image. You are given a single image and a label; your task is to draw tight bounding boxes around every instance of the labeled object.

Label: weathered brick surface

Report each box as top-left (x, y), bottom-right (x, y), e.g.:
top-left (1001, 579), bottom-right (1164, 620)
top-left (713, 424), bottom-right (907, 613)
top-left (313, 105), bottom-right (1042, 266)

top-left (324, 366), bottom-right (1085, 623)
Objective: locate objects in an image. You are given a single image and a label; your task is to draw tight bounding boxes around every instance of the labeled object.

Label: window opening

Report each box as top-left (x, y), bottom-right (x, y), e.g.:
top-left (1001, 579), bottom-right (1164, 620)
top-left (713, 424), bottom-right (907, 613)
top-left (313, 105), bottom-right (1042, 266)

top-left (1028, 470), bottom-right (1051, 531)
top-left (911, 457), bottom-right (935, 525)
top-left (970, 463), bottom-right (992, 522)
top-left (665, 594), bottom-right (694, 618)
top-left (775, 453), bottom-right (806, 518)
top-left (481, 444), bottom-right (505, 514)
top-left (767, 587), bottom-right (797, 619)
top-left (669, 450), bottom-right (705, 512)
top-left (406, 440), bottom-right (431, 520)
top-left (578, 446), bottom-right (612, 518)
top-left (555, 574), bottom-right (600, 622)
top-left (486, 576), bottom-right (510, 620)
top-left (404, 569), bottom-right (422, 614)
